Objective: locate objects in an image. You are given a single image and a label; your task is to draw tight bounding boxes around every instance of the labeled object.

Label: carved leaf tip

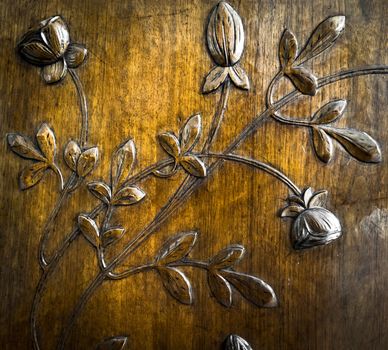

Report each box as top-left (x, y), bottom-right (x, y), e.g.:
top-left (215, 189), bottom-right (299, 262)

top-left (224, 334), bottom-right (253, 350)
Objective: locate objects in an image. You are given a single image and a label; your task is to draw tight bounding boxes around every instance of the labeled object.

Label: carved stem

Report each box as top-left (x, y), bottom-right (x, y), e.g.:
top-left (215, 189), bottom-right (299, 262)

top-left (201, 153), bottom-right (301, 195)
top-left (31, 204), bottom-right (104, 350)
top-left (56, 65), bottom-right (388, 349)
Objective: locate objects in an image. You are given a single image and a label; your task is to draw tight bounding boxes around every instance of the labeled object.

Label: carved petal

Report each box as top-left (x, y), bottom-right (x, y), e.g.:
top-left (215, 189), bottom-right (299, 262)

top-left (210, 244), bottom-right (245, 269)
top-left (77, 147), bottom-right (99, 177)
top-left (286, 67), bottom-right (317, 96)
top-left (158, 267), bottom-right (193, 305)
top-left (228, 65), bottom-right (250, 90)
top-left (41, 16), bottom-right (70, 57)
top-left (279, 29), bottom-right (298, 68)
top-left (155, 231), bottom-right (198, 264)
top-left (158, 132), bottom-right (180, 158)
top-left (179, 114), bottom-right (202, 153)
top-left (64, 140), bottom-right (81, 171)
top-left (111, 139), bottom-right (136, 189)
top-left (42, 59), bottom-right (67, 84)
top-left (303, 187), bottom-right (314, 205)
top-left (180, 155), bottom-right (207, 177)
top-left (281, 205), bottom-right (304, 218)
top-left (7, 133), bottom-right (45, 161)
top-left (202, 66), bottom-right (229, 94)
top-left (102, 227), bottom-right (125, 247)
top-left (88, 181), bottom-right (112, 204)
top-left (36, 123), bottom-right (56, 163)
top-left (311, 99), bottom-right (347, 124)
top-left (222, 270), bottom-right (278, 308)
top-left (78, 214), bottom-right (100, 247)
top-left (208, 271), bottom-right (232, 307)
top-left (95, 336), bottom-right (128, 350)
top-left (224, 334), bottom-right (252, 350)
top-left (312, 127), bottom-right (334, 163)
top-left (65, 43), bottom-right (88, 68)
top-left (297, 16), bottom-right (345, 64)
top-left (308, 190), bottom-right (328, 208)
top-left (111, 185), bottom-right (145, 206)
top-left (18, 41), bottom-right (57, 65)
top-left (19, 162), bottom-right (48, 190)
top-left (323, 127), bottom-right (382, 163)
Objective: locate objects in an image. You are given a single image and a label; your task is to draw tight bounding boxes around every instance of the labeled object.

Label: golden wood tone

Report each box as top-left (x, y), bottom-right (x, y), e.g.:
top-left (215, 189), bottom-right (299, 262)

top-left (0, 0), bottom-right (387, 349)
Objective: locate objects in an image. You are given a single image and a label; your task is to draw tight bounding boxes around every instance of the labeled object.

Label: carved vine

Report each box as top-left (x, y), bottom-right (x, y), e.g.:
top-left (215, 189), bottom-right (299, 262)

top-left (6, 2), bottom-right (387, 349)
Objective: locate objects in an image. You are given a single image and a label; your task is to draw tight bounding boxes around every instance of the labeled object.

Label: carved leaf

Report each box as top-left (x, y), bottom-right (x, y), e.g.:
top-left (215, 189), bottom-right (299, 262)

top-left (308, 190), bottom-right (328, 208)
top-left (155, 231), bottom-right (197, 264)
top-left (102, 227), bottom-right (125, 247)
top-left (179, 114), bottom-right (202, 153)
top-left (78, 214), bottom-right (100, 247)
top-left (312, 127), bottom-right (334, 163)
top-left (111, 139), bottom-right (136, 189)
top-left (323, 127), bottom-right (382, 163)
top-left (287, 195), bottom-right (305, 206)
top-left (311, 99), bottom-right (347, 124)
top-left (42, 59), bottom-right (67, 84)
top-left (303, 187), bottom-right (314, 204)
top-left (286, 67), bottom-right (317, 96)
top-left (279, 29), bottom-right (298, 68)
top-left (208, 271), bottom-right (232, 307)
top-left (158, 132), bottom-right (181, 158)
top-left (222, 270), bottom-right (278, 307)
top-left (158, 267), bottom-right (193, 305)
top-left (95, 336), bottom-right (128, 350)
top-left (153, 163), bottom-right (178, 178)
top-left (111, 185), bottom-right (145, 206)
top-left (202, 66), bottom-right (229, 94)
top-left (88, 181), bottom-right (112, 204)
top-left (297, 15), bottom-right (346, 63)
top-left (64, 140), bottom-right (81, 171)
top-left (224, 334), bottom-right (252, 350)
top-left (19, 162), bottom-right (48, 190)
top-left (65, 43), bottom-right (88, 68)
top-left (180, 155), bottom-right (207, 177)
top-left (7, 134), bottom-right (45, 161)
top-left (36, 123), bottom-right (56, 163)
top-left (228, 65), bottom-right (250, 90)
top-left (76, 147), bottom-right (99, 177)
top-left (280, 205), bottom-right (304, 218)
top-left (210, 245), bottom-right (245, 269)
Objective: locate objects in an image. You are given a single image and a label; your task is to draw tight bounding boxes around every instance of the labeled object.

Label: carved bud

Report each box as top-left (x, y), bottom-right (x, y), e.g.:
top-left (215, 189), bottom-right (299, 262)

top-left (207, 2), bottom-right (244, 67)
top-left (203, 2), bottom-right (249, 93)
top-left (224, 334), bottom-right (252, 350)
top-left (17, 16), bottom-right (87, 83)
top-left (281, 188), bottom-right (342, 250)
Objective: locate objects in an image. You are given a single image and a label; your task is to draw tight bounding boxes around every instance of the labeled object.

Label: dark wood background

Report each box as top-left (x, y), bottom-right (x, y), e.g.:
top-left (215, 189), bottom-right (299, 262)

top-left (0, 0), bottom-right (387, 349)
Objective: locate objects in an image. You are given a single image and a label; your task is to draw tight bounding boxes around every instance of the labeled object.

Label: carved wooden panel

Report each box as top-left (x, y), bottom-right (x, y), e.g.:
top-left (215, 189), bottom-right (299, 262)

top-left (0, 0), bottom-right (387, 349)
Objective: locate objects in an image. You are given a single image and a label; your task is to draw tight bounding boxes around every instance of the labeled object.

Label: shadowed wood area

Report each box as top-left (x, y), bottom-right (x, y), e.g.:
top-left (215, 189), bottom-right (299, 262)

top-left (0, 0), bottom-right (387, 349)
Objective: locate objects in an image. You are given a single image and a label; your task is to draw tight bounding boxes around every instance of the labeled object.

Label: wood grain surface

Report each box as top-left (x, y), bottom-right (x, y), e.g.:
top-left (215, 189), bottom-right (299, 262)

top-left (0, 0), bottom-right (387, 349)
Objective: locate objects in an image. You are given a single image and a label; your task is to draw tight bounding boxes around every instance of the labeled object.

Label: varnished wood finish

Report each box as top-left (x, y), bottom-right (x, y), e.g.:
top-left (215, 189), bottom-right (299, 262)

top-left (0, 0), bottom-right (387, 349)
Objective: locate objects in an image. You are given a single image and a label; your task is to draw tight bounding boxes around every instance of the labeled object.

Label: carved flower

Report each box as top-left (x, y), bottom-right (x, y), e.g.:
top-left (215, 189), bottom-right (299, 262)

top-left (203, 2), bottom-right (249, 93)
top-left (281, 188), bottom-right (342, 250)
top-left (17, 16), bottom-right (87, 84)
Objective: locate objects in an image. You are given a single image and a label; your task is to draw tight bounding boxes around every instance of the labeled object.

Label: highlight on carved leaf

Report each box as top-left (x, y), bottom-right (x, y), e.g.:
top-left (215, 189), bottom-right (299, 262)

top-left (102, 227), bottom-right (125, 247)
top-left (296, 15), bottom-right (345, 64)
top-left (95, 336), bottom-right (128, 350)
top-left (221, 270), bottom-right (278, 307)
top-left (19, 162), bottom-right (49, 190)
top-left (111, 139), bottom-right (136, 190)
top-left (311, 99), bottom-right (347, 124)
top-left (224, 334), bottom-right (253, 350)
top-left (76, 146), bottom-right (99, 177)
top-left (286, 66), bottom-right (317, 96)
top-left (155, 231), bottom-right (198, 265)
top-left (88, 181), bottom-right (112, 204)
top-left (158, 267), bottom-right (193, 305)
top-left (312, 127), bottom-right (334, 163)
top-left (179, 114), bottom-right (202, 153)
top-left (228, 65), bottom-right (250, 90)
top-left (180, 155), bottom-right (207, 177)
top-left (208, 271), bottom-right (233, 307)
top-left (111, 185), bottom-right (145, 206)
top-left (78, 214), bottom-right (100, 247)
top-left (7, 133), bottom-right (45, 161)
top-left (158, 132), bottom-right (181, 158)
top-left (279, 29), bottom-right (298, 69)
top-left (203, 66), bottom-right (229, 93)
top-left (64, 140), bottom-right (81, 171)
top-left (322, 126), bottom-right (382, 163)
top-left (210, 245), bottom-right (245, 269)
